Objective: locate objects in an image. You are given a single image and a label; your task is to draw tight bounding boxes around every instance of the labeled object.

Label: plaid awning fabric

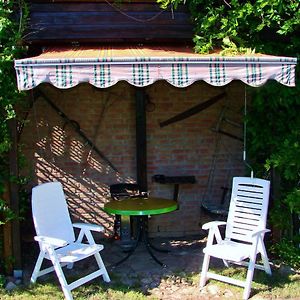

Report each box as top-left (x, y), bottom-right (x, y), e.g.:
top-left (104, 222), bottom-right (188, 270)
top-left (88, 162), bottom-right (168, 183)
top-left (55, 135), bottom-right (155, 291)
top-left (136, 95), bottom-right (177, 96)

top-left (14, 46), bottom-right (297, 90)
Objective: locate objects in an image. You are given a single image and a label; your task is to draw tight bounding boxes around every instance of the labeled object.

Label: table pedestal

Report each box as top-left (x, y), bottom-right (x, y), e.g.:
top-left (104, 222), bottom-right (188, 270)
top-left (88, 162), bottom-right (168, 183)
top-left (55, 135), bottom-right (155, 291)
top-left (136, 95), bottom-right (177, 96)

top-left (113, 216), bottom-right (169, 268)
top-left (104, 197), bottom-right (177, 268)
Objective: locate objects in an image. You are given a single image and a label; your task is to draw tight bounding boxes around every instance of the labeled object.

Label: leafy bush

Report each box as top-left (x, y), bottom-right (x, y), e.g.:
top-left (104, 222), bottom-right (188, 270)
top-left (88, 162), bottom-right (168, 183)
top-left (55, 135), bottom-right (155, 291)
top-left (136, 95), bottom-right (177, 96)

top-left (0, 0), bottom-right (28, 273)
top-left (247, 82), bottom-right (300, 268)
top-left (270, 238), bottom-right (300, 270)
top-left (0, 1), bottom-right (28, 213)
top-left (157, 0), bottom-right (300, 55)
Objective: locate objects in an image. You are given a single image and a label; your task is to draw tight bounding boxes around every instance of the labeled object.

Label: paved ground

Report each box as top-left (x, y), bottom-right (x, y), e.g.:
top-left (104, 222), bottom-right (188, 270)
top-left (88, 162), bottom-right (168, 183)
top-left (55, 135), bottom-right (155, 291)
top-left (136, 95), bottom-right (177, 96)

top-left (102, 236), bottom-right (206, 299)
top-left (21, 235), bottom-right (286, 299)
top-left (22, 235), bottom-right (225, 299)
top-left (101, 235), bottom-right (264, 299)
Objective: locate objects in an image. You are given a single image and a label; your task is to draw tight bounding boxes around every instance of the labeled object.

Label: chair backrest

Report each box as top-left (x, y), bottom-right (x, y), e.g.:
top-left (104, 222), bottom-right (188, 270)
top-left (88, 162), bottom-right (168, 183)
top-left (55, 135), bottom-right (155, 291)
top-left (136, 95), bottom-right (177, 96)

top-left (109, 183), bottom-right (141, 200)
top-left (31, 181), bottom-right (75, 243)
top-left (225, 177), bottom-right (270, 243)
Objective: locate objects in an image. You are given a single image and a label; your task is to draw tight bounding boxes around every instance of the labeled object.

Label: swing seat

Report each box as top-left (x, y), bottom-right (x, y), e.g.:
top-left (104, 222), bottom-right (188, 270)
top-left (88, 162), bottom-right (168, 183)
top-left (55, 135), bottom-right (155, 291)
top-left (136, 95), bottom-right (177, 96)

top-left (202, 186), bottom-right (231, 217)
top-left (200, 177), bottom-right (272, 300)
top-left (201, 203), bottom-right (228, 216)
top-left (30, 181), bottom-right (110, 300)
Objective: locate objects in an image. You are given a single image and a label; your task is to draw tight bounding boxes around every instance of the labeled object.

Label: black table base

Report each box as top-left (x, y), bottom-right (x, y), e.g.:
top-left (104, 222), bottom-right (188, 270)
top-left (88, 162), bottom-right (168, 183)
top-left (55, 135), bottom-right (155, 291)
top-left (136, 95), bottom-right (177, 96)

top-left (112, 216), bottom-right (169, 268)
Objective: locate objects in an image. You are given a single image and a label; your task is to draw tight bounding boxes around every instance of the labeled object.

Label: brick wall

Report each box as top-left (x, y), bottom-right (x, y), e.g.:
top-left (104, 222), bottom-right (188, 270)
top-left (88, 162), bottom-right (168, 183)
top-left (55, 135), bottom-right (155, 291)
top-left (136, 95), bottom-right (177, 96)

top-left (21, 80), bottom-right (246, 238)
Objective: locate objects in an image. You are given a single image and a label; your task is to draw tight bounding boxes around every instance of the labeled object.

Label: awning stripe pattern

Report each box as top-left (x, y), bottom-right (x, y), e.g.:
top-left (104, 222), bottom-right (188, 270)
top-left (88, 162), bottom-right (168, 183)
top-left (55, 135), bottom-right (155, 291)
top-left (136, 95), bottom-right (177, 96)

top-left (14, 46), bottom-right (297, 90)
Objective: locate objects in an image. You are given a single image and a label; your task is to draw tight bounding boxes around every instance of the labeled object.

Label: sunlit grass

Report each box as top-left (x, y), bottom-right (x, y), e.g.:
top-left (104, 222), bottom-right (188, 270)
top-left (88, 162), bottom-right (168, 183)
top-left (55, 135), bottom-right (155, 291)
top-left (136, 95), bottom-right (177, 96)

top-left (0, 279), bottom-right (155, 300)
top-left (0, 283), bottom-right (65, 300)
top-left (206, 266), bottom-right (300, 299)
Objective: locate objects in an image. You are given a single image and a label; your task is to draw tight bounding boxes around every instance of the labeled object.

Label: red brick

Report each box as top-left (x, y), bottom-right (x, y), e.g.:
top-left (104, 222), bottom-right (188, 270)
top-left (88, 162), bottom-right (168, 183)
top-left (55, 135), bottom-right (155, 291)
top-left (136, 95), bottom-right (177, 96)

top-left (20, 81), bottom-right (246, 238)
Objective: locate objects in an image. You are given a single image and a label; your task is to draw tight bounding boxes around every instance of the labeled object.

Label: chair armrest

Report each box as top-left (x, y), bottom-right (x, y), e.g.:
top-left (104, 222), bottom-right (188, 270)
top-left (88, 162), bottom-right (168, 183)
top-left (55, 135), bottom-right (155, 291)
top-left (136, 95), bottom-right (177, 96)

top-left (73, 223), bottom-right (104, 232)
top-left (202, 221), bottom-right (227, 230)
top-left (34, 235), bottom-right (68, 247)
top-left (251, 228), bottom-right (270, 238)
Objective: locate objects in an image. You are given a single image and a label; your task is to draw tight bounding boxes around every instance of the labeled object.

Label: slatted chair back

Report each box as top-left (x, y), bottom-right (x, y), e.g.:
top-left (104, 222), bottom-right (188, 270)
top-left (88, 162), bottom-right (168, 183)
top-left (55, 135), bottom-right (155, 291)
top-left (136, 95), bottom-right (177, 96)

top-left (225, 177), bottom-right (270, 243)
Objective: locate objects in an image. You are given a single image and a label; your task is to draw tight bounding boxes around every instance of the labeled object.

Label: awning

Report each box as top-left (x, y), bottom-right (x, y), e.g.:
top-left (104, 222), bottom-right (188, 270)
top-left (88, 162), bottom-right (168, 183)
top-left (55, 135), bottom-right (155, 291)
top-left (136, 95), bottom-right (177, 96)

top-left (14, 45), bottom-right (297, 90)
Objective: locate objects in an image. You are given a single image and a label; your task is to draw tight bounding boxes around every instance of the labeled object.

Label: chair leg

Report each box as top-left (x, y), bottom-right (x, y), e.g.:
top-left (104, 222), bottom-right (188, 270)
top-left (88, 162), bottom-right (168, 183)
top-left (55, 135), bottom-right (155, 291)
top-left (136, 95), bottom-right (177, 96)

top-left (262, 256), bottom-right (272, 275)
top-left (95, 252), bottom-right (110, 282)
top-left (222, 259), bottom-right (230, 267)
top-left (243, 255), bottom-right (256, 300)
top-left (48, 248), bottom-right (73, 300)
top-left (31, 251), bottom-right (45, 283)
top-left (200, 253), bottom-right (210, 288)
top-left (260, 241), bottom-right (272, 275)
top-left (52, 261), bottom-right (73, 300)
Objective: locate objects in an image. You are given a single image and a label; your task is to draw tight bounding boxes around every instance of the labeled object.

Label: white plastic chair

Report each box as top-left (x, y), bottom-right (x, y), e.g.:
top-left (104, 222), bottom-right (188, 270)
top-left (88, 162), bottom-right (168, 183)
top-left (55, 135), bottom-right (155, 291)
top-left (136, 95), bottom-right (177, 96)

top-left (30, 181), bottom-right (110, 300)
top-left (200, 177), bottom-right (272, 300)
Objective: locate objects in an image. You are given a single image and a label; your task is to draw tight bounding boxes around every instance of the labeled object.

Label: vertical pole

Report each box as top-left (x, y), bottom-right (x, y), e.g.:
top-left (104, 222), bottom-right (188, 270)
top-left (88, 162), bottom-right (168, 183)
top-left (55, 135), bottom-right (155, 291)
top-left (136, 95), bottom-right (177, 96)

top-left (8, 118), bottom-right (22, 277)
top-left (2, 182), bottom-right (13, 274)
top-left (173, 184), bottom-right (179, 202)
top-left (135, 88), bottom-right (148, 193)
top-left (270, 167), bottom-right (281, 243)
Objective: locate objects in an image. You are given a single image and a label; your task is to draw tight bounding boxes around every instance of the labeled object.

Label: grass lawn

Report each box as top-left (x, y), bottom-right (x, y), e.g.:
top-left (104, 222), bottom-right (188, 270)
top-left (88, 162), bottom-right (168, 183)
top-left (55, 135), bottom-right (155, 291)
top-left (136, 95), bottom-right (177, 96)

top-left (0, 281), bottom-right (152, 300)
top-left (0, 266), bottom-right (299, 300)
top-left (204, 266), bottom-right (300, 299)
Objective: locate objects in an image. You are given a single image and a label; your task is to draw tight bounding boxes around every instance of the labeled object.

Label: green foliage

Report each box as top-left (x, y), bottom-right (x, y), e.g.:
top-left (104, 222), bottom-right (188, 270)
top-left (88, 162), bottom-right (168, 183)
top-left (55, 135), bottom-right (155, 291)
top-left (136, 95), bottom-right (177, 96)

top-left (0, 0), bottom-right (28, 220)
top-left (246, 81), bottom-right (300, 267)
top-left (270, 239), bottom-right (300, 269)
top-left (0, 201), bottom-right (15, 226)
top-left (0, 0), bottom-right (28, 275)
top-left (0, 275), bottom-right (5, 288)
top-left (247, 81), bottom-right (300, 231)
top-left (158, 0), bottom-right (300, 55)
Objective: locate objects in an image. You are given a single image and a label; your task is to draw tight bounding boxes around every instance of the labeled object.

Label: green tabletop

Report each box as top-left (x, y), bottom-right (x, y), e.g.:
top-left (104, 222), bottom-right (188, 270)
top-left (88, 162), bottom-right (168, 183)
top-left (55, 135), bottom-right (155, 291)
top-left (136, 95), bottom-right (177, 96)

top-left (104, 197), bottom-right (178, 216)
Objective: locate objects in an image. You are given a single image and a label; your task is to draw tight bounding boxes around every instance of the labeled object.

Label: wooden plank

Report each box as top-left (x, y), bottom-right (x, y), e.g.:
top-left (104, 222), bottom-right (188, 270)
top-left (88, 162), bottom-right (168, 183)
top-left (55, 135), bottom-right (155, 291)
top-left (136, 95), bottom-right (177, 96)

top-left (8, 118), bottom-right (22, 273)
top-left (30, 11), bottom-right (190, 25)
top-left (27, 24), bottom-right (193, 34)
top-left (25, 2), bottom-right (192, 44)
top-left (27, 24), bottom-right (192, 30)
top-left (26, 25), bottom-right (193, 42)
top-left (29, 2), bottom-right (189, 13)
top-left (31, 13), bottom-right (187, 27)
top-left (25, 2), bottom-right (193, 45)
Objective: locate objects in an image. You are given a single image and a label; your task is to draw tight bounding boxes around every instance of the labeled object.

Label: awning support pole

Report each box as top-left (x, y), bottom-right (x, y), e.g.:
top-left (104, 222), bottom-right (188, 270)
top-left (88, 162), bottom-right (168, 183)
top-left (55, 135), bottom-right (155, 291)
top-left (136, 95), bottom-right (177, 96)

top-left (243, 87), bottom-right (254, 178)
top-left (135, 88), bottom-right (148, 193)
top-left (8, 118), bottom-right (23, 278)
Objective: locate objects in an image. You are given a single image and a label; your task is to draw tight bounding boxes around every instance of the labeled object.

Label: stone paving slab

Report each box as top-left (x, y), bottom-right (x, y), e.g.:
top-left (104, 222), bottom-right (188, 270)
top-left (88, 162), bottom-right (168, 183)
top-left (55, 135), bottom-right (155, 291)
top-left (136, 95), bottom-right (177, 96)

top-left (102, 236), bottom-right (205, 274)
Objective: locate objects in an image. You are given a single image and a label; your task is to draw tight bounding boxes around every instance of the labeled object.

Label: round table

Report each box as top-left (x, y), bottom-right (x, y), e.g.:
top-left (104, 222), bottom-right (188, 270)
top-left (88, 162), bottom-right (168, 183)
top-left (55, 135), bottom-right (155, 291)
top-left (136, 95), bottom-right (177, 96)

top-left (104, 197), bottom-right (178, 216)
top-left (104, 197), bottom-right (178, 267)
